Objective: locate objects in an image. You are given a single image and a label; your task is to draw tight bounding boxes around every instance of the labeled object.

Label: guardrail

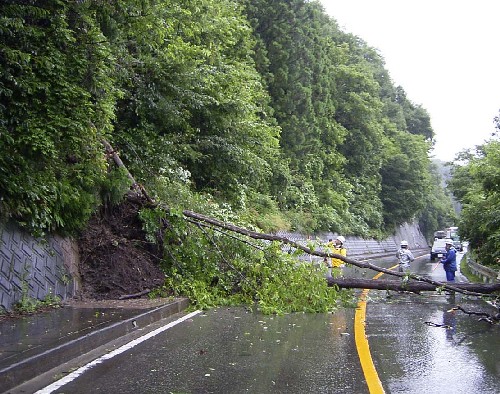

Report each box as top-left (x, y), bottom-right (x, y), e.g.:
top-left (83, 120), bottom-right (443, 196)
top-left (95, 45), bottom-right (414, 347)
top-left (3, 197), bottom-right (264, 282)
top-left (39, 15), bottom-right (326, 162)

top-left (466, 257), bottom-right (500, 283)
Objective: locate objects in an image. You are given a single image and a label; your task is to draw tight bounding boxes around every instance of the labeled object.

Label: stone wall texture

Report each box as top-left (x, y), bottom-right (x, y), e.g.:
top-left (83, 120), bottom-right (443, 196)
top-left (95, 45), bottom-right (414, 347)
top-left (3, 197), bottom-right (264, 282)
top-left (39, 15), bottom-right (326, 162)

top-left (0, 222), bottom-right (80, 312)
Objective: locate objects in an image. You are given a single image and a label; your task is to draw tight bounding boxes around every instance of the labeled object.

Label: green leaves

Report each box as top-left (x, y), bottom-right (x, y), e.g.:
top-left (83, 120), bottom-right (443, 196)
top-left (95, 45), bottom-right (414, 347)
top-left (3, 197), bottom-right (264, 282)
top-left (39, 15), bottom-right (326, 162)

top-left (0, 0), bottom-right (457, 313)
top-left (153, 210), bottom-right (346, 314)
top-left (448, 138), bottom-right (500, 267)
top-left (1, 0), bottom-right (442, 239)
top-left (380, 132), bottom-right (432, 227)
top-left (97, 0), bottom-right (281, 207)
top-left (0, 1), bottom-right (118, 234)
top-left (241, 0), bottom-right (440, 235)
top-left (417, 161), bottom-right (456, 241)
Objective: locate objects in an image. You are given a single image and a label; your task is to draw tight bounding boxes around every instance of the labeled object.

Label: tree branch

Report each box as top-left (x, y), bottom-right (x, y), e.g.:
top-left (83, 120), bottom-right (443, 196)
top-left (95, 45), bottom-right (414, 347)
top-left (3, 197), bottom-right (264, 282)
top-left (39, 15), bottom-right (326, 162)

top-left (449, 304), bottom-right (500, 324)
top-left (102, 139), bottom-right (153, 203)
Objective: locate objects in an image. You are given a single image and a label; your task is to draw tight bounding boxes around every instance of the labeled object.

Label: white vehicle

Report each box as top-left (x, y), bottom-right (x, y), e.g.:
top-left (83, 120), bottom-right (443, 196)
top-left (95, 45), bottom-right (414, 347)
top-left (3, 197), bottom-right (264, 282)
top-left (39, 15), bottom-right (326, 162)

top-left (430, 238), bottom-right (450, 260)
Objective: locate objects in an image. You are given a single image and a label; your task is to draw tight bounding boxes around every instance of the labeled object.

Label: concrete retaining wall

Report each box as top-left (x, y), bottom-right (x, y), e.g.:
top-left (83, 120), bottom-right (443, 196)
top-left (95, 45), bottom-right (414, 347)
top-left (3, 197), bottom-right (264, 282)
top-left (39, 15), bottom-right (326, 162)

top-left (0, 222), bottom-right (80, 312)
top-left (276, 220), bottom-right (428, 259)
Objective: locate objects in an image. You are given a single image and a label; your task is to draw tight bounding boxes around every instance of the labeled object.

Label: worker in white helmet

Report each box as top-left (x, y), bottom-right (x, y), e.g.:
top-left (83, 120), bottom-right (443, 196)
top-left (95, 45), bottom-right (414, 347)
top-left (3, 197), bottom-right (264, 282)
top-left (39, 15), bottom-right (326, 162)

top-left (440, 239), bottom-right (457, 281)
top-left (396, 240), bottom-right (414, 272)
top-left (325, 235), bottom-right (347, 278)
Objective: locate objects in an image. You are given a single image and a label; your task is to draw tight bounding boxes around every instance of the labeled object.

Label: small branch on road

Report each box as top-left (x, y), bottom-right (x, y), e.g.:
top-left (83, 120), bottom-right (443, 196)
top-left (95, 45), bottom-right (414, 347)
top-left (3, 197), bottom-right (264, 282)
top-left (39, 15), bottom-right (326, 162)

top-left (424, 321), bottom-right (452, 329)
top-left (449, 305), bottom-right (500, 324)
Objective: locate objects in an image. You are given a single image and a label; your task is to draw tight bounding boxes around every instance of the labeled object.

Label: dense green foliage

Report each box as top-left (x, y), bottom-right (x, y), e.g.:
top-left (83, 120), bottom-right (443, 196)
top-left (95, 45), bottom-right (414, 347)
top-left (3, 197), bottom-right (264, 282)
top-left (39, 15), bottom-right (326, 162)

top-left (242, 0), bottom-right (439, 236)
top-left (100, 0), bottom-right (282, 207)
top-left (147, 207), bottom-right (346, 314)
top-left (1, 0), bottom-right (461, 311)
top-left (0, 1), bottom-right (119, 234)
top-left (447, 123), bottom-right (500, 268)
top-left (0, 0), bottom-right (445, 236)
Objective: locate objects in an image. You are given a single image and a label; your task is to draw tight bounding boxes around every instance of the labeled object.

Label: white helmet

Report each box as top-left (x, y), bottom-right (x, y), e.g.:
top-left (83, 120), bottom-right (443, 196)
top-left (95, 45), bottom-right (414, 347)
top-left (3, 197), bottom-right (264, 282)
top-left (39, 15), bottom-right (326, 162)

top-left (336, 235), bottom-right (345, 244)
top-left (445, 239), bottom-right (453, 245)
top-left (400, 240), bottom-right (408, 247)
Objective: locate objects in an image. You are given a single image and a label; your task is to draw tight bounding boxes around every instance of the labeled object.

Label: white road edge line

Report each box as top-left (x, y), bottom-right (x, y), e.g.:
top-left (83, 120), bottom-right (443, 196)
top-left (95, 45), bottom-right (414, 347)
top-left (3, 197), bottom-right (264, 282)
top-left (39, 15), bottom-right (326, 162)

top-left (35, 310), bottom-right (202, 394)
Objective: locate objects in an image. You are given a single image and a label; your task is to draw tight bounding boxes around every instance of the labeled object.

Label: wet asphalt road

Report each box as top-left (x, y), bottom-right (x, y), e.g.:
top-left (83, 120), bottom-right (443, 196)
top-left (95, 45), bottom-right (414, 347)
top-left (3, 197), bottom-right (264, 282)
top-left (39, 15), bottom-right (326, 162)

top-left (34, 252), bottom-right (500, 394)
top-left (44, 308), bottom-right (366, 393)
top-left (365, 253), bottom-right (500, 394)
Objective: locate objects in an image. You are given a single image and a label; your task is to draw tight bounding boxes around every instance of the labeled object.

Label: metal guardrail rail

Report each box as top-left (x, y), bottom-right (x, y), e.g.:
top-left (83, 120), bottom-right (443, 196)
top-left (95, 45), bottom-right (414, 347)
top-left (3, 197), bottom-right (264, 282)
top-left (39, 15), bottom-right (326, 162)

top-left (466, 258), bottom-right (500, 283)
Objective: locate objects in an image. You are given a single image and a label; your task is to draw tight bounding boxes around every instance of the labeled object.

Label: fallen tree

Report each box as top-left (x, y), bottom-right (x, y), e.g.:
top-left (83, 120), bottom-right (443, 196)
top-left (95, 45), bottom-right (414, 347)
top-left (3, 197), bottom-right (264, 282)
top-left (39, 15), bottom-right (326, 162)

top-left (181, 209), bottom-right (497, 297)
top-left (103, 140), bottom-right (499, 298)
top-left (327, 278), bottom-right (500, 294)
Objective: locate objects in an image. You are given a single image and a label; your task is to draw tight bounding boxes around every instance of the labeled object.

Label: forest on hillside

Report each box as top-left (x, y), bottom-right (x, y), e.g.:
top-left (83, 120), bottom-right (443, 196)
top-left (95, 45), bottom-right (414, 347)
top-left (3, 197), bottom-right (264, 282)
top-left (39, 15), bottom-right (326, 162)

top-left (0, 0), bottom-right (457, 241)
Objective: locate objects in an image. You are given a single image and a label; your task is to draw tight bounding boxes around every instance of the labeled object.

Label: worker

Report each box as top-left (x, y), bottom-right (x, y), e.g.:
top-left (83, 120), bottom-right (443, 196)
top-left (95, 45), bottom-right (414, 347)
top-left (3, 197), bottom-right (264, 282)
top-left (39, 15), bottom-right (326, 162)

top-left (440, 240), bottom-right (457, 281)
top-left (325, 236), bottom-right (347, 278)
top-left (396, 240), bottom-right (415, 272)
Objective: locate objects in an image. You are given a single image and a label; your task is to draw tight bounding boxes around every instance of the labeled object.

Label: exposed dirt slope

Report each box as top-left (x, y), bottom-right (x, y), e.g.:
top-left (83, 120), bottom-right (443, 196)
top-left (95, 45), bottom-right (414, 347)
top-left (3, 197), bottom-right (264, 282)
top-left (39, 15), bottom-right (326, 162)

top-left (77, 199), bottom-right (167, 300)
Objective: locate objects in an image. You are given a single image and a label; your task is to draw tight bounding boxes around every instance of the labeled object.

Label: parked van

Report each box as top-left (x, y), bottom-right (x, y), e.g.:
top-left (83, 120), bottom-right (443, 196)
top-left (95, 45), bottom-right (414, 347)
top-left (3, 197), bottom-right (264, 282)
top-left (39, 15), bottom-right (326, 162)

top-left (452, 239), bottom-right (463, 252)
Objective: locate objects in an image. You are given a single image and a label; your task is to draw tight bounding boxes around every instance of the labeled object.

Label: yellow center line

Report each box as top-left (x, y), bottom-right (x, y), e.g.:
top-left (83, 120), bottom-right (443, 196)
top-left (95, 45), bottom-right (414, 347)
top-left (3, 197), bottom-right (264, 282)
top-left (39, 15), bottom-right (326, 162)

top-left (354, 263), bottom-right (399, 394)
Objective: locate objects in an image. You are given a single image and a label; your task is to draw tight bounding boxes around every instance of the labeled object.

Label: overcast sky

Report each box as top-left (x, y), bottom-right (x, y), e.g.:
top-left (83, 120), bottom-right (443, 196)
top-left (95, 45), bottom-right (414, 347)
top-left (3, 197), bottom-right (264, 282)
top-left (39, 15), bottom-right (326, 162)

top-left (319, 0), bottom-right (500, 161)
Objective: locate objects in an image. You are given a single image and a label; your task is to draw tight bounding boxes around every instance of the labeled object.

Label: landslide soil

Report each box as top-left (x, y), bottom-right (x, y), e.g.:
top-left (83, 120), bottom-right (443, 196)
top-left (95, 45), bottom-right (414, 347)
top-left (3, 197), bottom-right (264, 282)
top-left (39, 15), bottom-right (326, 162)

top-left (77, 198), bottom-right (169, 301)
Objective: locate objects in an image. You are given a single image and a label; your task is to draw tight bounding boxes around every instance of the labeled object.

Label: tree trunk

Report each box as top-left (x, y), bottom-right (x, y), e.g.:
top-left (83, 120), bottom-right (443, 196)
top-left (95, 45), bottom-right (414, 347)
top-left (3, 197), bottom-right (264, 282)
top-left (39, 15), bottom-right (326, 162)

top-left (328, 278), bottom-right (500, 294)
top-left (102, 139), bottom-right (153, 203)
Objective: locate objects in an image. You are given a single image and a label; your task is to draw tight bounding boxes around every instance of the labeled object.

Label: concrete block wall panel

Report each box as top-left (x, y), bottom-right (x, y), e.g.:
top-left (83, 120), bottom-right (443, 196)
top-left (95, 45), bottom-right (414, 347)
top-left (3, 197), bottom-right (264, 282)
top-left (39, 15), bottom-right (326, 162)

top-left (392, 221), bottom-right (429, 249)
top-left (0, 222), bottom-right (79, 312)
